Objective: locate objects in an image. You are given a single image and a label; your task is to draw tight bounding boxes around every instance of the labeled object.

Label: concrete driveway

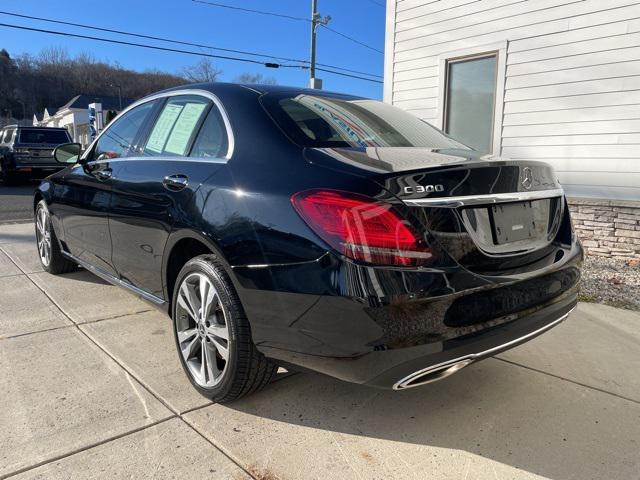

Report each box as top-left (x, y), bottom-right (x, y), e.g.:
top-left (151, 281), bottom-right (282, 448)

top-left (1, 221), bottom-right (639, 480)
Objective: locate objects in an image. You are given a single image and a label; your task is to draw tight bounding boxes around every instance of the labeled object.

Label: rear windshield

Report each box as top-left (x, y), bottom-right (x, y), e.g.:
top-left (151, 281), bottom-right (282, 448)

top-left (18, 129), bottom-right (70, 145)
top-left (261, 93), bottom-right (469, 150)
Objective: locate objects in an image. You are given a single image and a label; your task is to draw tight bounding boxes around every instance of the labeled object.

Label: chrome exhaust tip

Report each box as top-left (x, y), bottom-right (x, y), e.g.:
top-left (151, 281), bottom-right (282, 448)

top-left (393, 359), bottom-right (473, 390)
top-left (392, 308), bottom-right (576, 391)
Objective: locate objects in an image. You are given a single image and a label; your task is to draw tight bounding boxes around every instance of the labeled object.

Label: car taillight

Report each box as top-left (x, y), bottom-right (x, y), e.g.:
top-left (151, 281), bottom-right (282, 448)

top-left (291, 189), bottom-right (432, 266)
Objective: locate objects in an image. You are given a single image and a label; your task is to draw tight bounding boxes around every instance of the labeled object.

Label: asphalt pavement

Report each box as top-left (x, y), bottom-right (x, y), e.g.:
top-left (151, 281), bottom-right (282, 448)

top-left (0, 180), bottom-right (38, 223)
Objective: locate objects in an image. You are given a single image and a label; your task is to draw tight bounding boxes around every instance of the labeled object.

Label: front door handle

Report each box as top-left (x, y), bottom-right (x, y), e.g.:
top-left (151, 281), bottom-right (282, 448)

top-left (94, 168), bottom-right (112, 181)
top-left (163, 174), bottom-right (189, 191)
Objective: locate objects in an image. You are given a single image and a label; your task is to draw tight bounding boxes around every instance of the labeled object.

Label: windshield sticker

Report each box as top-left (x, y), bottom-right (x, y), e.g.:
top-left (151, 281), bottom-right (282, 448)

top-left (146, 103), bottom-right (183, 153)
top-left (164, 102), bottom-right (207, 155)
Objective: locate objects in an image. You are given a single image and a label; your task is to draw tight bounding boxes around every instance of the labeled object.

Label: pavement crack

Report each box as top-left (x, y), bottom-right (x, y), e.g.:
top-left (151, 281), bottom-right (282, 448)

top-left (495, 357), bottom-right (640, 405)
top-left (12, 259), bottom-right (261, 479)
top-left (0, 417), bottom-right (176, 480)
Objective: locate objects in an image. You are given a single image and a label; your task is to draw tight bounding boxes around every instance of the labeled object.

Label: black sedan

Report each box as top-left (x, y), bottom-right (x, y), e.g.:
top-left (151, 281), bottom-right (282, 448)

top-left (34, 83), bottom-right (582, 402)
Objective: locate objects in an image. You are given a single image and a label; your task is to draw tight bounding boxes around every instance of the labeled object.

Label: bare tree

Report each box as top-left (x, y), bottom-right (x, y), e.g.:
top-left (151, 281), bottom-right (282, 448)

top-left (0, 47), bottom-right (189, 126)
top-left (233, 72), bottom-right (277, 85)
top-left (182, 58), bottom-right (223, 83)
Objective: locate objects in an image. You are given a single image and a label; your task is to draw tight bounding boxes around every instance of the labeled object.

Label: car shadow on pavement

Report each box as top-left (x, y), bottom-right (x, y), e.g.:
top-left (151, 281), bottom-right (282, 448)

top-left (224, 358), bottom-right (637, 479)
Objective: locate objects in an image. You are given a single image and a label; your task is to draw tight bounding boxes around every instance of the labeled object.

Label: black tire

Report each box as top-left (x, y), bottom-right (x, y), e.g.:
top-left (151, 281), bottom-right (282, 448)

top-left (35, 200), bottom-right (77, 274)
top-left (171, 254), bottom-right (277, 403)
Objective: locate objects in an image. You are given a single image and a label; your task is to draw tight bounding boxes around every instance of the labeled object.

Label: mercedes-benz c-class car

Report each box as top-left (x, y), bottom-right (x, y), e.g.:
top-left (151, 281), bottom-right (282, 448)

top-left (34, 83), bottom-right (582, 402)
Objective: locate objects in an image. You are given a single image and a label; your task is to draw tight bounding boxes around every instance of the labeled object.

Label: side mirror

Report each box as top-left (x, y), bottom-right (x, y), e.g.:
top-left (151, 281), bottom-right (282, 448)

top-left (53, 143), bottom-right (83, 164)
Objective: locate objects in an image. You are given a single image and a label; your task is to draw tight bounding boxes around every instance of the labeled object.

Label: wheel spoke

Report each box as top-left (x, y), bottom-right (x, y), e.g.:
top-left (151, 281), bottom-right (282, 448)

top-left (202, 288), bottom-right (218, 321)
top-left (207, 323), bottom-right (228, 340)
top-left (180, 334), bottom-right (200, 361)
top-left (198, 274), bottom-right (208, 313)
top-left (177, 328), bottom-right (197, 343)
top-left (210, 336), bottom-right (229, 361)
top-left (202, 341), bottom-right (218, 383)
top-left (178, 283), bottom-right (199, 320)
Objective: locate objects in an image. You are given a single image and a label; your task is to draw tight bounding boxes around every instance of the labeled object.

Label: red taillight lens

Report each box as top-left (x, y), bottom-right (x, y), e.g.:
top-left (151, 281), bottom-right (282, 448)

top-left (291, 189), bottom-right (432, 266)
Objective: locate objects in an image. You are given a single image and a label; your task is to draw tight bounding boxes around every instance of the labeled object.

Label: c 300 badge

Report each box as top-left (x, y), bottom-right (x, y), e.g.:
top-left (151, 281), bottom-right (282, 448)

top-left (403, 184), bottom-right (444, 194)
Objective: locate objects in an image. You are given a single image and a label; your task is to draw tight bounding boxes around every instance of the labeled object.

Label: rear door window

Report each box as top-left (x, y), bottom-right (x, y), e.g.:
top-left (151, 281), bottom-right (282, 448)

top-left (18, 129), bottom-right (70, 144)
top-left (143, 96), bottom-right (210, 157)
top-left (190, 106), bottom-right (229, 158)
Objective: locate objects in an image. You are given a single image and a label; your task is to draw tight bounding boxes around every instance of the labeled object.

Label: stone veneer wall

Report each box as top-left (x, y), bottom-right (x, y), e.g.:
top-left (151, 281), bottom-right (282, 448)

top-left (568, 198), bottom-right (640, 261)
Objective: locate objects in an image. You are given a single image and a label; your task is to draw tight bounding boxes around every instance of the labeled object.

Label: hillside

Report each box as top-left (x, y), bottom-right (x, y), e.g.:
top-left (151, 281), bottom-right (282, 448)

top-left (0, 47), bottom-right (189, 125)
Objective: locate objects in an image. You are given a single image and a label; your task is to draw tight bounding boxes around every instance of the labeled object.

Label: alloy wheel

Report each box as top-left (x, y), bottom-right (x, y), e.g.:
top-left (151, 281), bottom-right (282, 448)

top-left (175, 272), bottom-right (230, 387)
top-left (36, 206), bottom-right (52, 267)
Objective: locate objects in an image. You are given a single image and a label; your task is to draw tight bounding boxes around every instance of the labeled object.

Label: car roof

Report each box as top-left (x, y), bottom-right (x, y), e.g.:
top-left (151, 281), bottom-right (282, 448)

top-left (17, 126), bottom-right (69, 130)
top-left (159, 82), bottom-right (365, 100)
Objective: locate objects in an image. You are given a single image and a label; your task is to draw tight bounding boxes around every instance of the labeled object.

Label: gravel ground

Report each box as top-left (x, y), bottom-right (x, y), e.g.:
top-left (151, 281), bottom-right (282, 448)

top-left (580, 255), bottom-right (640, 311)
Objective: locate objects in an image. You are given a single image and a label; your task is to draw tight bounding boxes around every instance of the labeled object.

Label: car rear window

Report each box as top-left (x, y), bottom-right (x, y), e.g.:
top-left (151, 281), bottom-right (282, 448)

top-left (261, 93), bottom-right (469, 150)
top-left (18, 129), bottom-right (70, 144)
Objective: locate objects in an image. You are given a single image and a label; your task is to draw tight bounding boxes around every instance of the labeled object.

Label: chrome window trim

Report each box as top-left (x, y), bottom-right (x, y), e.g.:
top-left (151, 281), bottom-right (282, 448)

top-left (76, 156), bottom-right (229, 168)
top-left (403, 188), bottom-right (564, 208)
top-left (80, 88), bottom-right (235, 163)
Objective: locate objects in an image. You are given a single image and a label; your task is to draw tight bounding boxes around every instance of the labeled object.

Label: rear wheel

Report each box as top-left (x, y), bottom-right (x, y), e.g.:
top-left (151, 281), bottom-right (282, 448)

top-left (35, 200), bottom-right (77, 274)
top-left (172, 255), bottom-right (277, 403)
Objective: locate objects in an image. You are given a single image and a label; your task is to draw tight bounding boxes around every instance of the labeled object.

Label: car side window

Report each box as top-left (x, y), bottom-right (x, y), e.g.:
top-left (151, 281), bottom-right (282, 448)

top-left (190, 106), bottom-right (229, 159)
top-left (143, 96), bottom-right (210, 157)
top-left (91, 101), bottom-right (156, 161)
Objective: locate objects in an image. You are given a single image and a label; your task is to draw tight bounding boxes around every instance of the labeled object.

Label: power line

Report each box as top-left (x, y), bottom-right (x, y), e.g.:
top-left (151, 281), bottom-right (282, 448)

top-left (0, 10), bottom-right (382, 79)
top-left (0, 22), bottom-right (383, 84)
top-left (0, 22), bottom-right (266, 65)
top-left (320, 25), bottom-right (384, 54)
top-left (0, 10), bottom-right (296, 64)
top-left (192, 0), bottom-right (383, 55)
top-left (192, 0), bottom-right (308, 22)
top-left (316, 67), bottom-right (382, 84)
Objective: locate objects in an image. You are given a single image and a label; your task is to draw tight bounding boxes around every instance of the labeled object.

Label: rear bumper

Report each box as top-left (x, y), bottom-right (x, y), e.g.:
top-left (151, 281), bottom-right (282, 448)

top-left (234, 241), bottom-right (582, 389)
top-left (1, 157), bottom-right (64, 176)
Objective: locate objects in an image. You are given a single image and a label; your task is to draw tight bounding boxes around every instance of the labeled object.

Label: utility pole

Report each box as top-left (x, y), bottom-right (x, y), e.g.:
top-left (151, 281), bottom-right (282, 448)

top-left (309, 0), bottom-right (330, 89)
top-left (109, 83), bottom-right (123, 111)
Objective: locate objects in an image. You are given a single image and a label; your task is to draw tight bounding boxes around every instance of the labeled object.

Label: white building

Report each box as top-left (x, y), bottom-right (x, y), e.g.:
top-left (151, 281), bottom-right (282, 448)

top-left (384, 0), bottom-right (640, 260)
top-left (34, 95), bottom-right (130, 146)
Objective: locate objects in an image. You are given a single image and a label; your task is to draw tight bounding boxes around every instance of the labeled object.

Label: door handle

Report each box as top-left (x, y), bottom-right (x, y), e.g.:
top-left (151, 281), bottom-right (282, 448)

top-left (94, 168), bottom-right (112, 180)
top-left (163, 174), bottom-right (189, 191)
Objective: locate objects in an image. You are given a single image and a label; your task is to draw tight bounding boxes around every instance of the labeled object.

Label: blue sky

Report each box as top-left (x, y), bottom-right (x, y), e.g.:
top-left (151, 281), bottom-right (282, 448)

top-left (0, 0), bottom-right (385, 98)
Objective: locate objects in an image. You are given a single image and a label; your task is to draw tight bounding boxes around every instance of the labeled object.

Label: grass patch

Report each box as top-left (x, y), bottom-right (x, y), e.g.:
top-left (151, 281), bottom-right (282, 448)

top-left (577, 293), bottom-right (597, 303)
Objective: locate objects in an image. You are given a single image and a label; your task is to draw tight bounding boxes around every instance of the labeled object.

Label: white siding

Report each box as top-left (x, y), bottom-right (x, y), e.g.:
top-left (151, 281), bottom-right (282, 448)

top-left (385, 0), bottom-right (640, 200)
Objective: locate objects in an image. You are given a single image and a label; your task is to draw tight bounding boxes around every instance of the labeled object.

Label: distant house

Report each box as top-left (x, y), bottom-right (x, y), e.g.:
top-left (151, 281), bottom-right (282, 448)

top-left (384, 0), bottom-right (640, 261)
top-left (34, 94), bottom-right (132, 146)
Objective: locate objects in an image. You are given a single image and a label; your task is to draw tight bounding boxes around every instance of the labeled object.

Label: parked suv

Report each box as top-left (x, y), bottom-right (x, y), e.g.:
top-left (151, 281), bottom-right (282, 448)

top-left (0, 125), bottom-right (72, 183)
top-left (34, 84), bottom-right (582, 402)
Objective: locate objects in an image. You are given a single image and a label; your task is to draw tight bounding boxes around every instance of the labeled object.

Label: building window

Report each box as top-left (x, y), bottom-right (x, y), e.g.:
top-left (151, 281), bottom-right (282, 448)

top-left (444, 54), bottom-right (497, 154)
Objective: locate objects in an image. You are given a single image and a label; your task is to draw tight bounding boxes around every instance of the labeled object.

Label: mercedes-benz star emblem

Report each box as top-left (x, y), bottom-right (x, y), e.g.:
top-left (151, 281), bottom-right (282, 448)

top-left (521, 167), bottom-right (533, 190)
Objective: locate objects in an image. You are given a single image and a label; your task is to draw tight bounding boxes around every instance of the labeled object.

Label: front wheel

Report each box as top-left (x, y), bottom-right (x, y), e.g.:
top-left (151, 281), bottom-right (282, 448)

top-left (171, 255), bottom-right (277, 403)
top-left (35, 200), bottom-right (77, 274)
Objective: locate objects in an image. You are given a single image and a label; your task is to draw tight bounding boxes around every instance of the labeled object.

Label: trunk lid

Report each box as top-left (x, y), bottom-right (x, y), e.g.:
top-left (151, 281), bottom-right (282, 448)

top-left (305, 147), bottom-right (570, 274)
